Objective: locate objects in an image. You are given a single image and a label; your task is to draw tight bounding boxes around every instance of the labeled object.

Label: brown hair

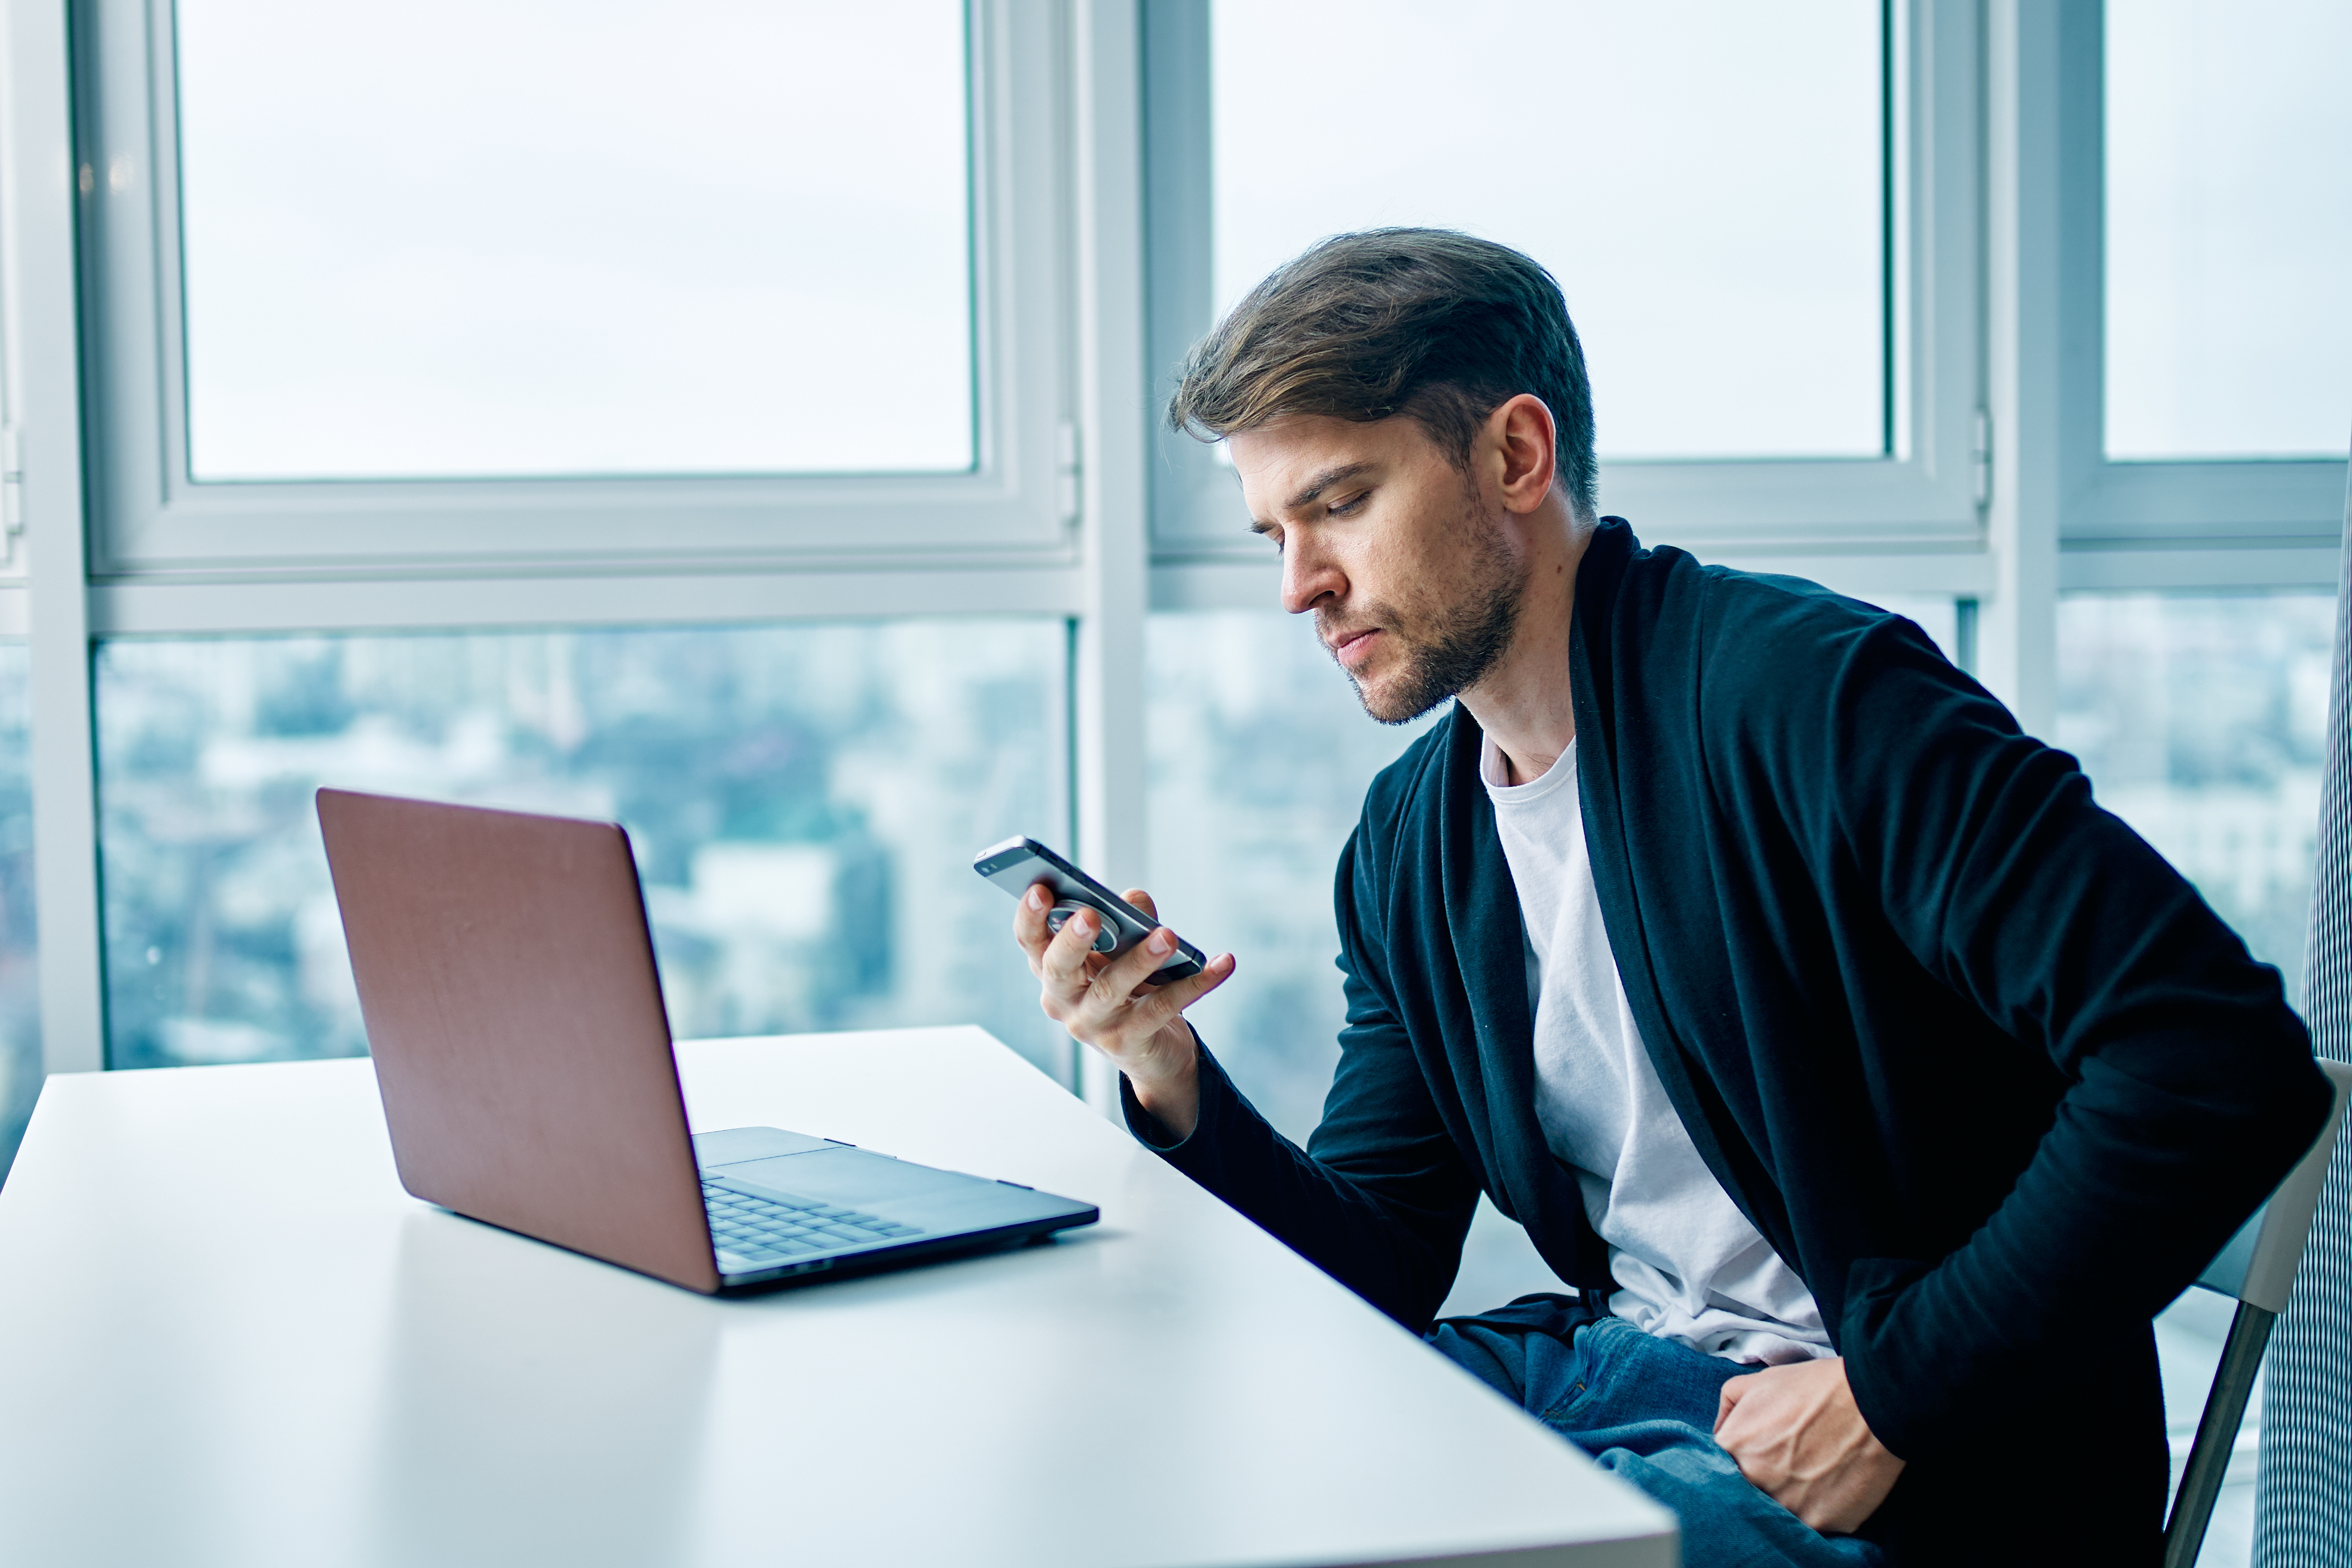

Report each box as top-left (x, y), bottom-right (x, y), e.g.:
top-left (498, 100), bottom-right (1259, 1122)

top-left (1168, 228), bottom-right (1598, 517)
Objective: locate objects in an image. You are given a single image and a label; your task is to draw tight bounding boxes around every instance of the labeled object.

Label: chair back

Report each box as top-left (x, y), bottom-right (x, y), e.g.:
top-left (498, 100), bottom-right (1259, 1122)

top-left (2197, 1059), bottom-right (2352, 1311)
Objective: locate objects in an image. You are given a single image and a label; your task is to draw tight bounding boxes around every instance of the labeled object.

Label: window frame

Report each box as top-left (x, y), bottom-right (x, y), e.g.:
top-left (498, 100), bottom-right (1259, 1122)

top-left (6, 0), bottom-right (2342, 1090)
top-left (12, 0), bottom-right (1153, 1086)
top-left (72, 0), bottom-right (1081, 579)
top-left (2054, 0), bottom-right (2347, 595)
top-left (1138, 0), bottom-right (1989, 604)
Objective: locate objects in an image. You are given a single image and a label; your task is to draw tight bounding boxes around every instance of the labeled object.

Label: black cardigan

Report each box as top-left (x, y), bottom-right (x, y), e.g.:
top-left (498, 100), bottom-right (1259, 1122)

top-left (1126, 520), bottom-right (2330, 1562)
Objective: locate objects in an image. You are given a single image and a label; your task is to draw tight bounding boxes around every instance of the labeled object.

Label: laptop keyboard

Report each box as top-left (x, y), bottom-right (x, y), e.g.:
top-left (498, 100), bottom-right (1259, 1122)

top-left (703, 1178), bottom-right (922, 1266)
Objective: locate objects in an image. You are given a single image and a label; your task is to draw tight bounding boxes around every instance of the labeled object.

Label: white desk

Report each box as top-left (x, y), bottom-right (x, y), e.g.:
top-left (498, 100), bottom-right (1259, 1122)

top-left (0, 1027), bottom-right (1674, 1567)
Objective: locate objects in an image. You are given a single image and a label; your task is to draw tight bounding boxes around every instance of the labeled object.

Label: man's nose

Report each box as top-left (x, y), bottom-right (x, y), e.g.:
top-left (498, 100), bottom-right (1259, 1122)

top-left (1281, 537), bottom-right (1344, 615)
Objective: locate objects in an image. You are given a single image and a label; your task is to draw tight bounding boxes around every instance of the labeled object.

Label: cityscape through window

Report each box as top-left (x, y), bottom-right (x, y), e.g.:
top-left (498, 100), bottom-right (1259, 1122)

top-left (95, 621), bottom-right (1065, 1078)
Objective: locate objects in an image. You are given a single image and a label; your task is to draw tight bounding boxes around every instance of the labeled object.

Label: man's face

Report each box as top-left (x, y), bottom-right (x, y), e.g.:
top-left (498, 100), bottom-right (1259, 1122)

top-left (1229, 412), bottom-right (1528, 725)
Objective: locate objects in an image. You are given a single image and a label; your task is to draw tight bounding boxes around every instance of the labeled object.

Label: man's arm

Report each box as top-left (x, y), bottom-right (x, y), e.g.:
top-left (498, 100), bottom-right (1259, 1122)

top-left (1012, 832), bottom-right (1483, 1331)
top-left (1799, 615), bottom-right (2330, 1463)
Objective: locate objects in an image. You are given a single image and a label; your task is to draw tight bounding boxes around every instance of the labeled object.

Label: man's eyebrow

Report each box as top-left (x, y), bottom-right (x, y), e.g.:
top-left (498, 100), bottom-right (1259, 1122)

top-left (1285, 462), bottom-right (1374, 513)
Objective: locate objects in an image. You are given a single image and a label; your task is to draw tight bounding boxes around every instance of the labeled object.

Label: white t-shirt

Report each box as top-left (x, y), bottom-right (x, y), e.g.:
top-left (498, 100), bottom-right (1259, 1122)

top-left (1483, 733), bottom-right (1833, 1365)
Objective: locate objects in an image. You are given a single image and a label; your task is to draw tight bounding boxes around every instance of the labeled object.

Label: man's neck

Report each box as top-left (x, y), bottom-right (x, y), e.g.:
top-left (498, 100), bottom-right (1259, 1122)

top-left (1462, 506), bottom-right (1593, 786)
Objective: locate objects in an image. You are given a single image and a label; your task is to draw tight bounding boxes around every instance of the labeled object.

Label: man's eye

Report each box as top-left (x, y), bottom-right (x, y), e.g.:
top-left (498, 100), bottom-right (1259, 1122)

top-left (1328, 494), bottom-right (1367, 517)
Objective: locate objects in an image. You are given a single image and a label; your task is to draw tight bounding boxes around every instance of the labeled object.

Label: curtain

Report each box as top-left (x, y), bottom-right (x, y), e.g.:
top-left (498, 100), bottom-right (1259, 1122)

top-left (2253, 471), bottom-right (2352, 1566)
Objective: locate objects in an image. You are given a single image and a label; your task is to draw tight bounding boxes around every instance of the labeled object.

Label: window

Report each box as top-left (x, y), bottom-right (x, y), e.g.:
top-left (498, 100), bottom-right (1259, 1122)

top-left (96, 620), bottom-right (1071, 1077)
top-left (2062, 0), bottom-right (2346, 583)
top-left (2104, 0), bottom-right (2352, 461)
top-left (76, 0), bottom-right (1071, 572)
top-left (174, 0), bottom-right (975, 482)
top-left (22, 0), bottom-right (1116, 1087)
top-left (1146, 0), bottom-right (1983, 572)
top-left (2057, 592), bottom-right (2332, 997)
top-left (1211, 0), bottom-right (1886, 461)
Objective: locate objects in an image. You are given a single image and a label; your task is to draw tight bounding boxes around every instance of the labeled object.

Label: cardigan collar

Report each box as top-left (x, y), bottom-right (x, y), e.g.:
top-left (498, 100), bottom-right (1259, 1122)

top-left (1561, 519), bottom-right (1789, 1254)
top-left (1432, 517), bottom-right (1788, 1270)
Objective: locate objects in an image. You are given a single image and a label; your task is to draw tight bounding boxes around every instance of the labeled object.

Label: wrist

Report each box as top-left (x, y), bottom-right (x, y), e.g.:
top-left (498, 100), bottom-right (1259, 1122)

top-left (1128, 1022), bottom-right (1202, 1136)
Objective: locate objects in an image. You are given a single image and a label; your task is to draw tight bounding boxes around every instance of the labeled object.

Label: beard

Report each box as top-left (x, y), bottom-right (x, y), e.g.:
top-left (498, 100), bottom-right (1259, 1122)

top-left (1320, 495), bottom-right (1529, 726)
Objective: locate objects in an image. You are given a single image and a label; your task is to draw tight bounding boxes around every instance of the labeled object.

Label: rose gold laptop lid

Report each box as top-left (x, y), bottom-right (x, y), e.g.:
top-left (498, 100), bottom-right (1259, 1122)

top-left (317, 788), bottom-right (721, 1294)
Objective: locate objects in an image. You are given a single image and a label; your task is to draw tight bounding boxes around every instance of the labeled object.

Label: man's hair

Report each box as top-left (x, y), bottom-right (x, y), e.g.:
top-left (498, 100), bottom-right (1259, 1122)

top-left (1168, 228), bottom-right (1598, 519)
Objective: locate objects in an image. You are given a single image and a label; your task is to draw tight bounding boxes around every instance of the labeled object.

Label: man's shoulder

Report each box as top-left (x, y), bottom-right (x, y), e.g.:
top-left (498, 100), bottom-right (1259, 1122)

top-left (1624, 542), bottom-right (1956, 706)
top-left (1639, 544), bottom-right (1907, 648)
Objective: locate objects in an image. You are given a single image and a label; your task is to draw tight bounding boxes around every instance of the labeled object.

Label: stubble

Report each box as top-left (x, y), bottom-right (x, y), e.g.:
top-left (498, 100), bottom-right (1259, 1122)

top-left (1322, 487), bottom-right (1529, 726)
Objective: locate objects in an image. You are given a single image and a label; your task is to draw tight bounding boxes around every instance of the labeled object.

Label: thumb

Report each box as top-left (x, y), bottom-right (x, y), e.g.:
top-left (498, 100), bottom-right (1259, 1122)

top-left (1714, 1376), bottom-right (1747, 1435)
top-left (1123, 887), bottom-right (1157, 920)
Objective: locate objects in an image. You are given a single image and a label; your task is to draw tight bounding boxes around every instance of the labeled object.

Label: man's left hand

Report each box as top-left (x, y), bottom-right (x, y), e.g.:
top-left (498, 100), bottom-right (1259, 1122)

top-left (1712, 1356), bottom-right (1903, 1536)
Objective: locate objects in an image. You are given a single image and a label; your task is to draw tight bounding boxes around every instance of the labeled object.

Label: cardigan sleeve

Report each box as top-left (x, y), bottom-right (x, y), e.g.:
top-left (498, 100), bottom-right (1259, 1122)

top-left (1119, 817), bottom-right (1481, 1331)
top-left (1784, 614), bottom-right (2330, 1462)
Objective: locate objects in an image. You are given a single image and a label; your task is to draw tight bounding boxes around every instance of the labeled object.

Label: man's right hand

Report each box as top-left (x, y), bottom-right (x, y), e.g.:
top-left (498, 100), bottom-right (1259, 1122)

top-left (1013, 882), bottom-right (1234, 1140)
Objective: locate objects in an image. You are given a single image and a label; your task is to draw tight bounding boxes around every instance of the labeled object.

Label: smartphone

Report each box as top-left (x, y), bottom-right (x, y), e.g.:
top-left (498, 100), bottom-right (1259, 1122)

top-left (972, 836), bottom-right (1206, 985)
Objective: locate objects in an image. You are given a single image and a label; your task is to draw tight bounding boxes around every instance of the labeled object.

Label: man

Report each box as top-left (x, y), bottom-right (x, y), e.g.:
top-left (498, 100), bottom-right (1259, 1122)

top-left (1009, 229), bottom-right (2328, 1565)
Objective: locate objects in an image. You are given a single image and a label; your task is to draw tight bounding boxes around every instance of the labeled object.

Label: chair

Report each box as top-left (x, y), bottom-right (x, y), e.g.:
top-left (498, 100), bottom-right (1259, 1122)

top-left (2164, 1057), bottom-right (2352, 1567)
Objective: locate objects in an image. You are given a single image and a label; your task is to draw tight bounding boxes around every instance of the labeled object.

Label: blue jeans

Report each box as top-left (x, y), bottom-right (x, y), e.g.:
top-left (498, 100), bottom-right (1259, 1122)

top-left (1428, 1294), bottom-right (1888, 1568)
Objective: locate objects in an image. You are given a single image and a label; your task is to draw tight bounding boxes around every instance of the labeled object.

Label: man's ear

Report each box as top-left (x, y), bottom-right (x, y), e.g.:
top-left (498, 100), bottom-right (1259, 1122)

top-left (1487, 394), bottom-right (1558, 514)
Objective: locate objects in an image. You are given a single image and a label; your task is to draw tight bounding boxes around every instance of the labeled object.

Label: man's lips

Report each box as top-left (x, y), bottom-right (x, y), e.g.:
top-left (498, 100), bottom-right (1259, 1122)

top-left (1328, 627), bottom-right (1381, 668)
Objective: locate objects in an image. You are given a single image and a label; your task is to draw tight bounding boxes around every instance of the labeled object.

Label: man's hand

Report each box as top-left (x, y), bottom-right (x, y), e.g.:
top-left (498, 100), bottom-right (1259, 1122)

top-left (1713, 1356), bottom-right (1903, 1536)
top-left (1013, 883), bottom-right (1234, 1139)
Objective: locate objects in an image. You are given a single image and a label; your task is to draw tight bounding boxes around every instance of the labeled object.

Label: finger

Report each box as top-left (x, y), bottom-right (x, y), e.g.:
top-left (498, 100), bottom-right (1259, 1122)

top-left (1123, 888), bottom-right (1157, 921)
top-left (1039, 908), bottom-right (1108, 990)
top-left (1013, 881), bottom-right (1055, 958)
top-left (1135, 950), bottom-right (1236, 1027)
top-left (1713, 1376), bottom-right (1747, 1435)
top-left (1090, 923), bottom-right (1184, 1004)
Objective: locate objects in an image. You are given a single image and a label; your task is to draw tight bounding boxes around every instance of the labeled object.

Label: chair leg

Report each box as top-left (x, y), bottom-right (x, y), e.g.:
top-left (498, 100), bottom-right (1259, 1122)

top-left (2163, 1301), bottom-right (2276, 1568)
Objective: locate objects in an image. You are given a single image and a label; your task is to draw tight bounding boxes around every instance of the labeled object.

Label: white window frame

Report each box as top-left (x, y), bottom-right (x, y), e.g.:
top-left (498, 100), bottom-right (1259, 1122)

top-left (3, 0), bottom-right (2341, 1104)
top-left (2046, 0), bottom-right (2346, 596)
top-left (8, 0), bottom-right (1155, 1100)
top-left (1141, 0), bottom-right (1992, 614)
top-left (75, 0), bottom-right (1078, 581)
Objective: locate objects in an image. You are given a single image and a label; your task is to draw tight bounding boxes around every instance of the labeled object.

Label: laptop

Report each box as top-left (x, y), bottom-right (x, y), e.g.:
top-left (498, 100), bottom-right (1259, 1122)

top-left (316, 787), bottom-right (1097, 1294)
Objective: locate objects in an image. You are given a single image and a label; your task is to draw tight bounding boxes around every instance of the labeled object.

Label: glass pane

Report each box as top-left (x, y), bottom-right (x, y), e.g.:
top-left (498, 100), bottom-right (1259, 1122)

top-left (96, 621), bottom-right (1067, 1079)
top-left (0, 645), bottom-right (37, 1180)
top-left (1209, 0), bottom-right (1885, 460)
top-left (2057, 592), bottom-right (2333, 997)
top-left (176, 0), bottom-right (974, 480)
top-left (2105, 0), bottom-right (2352, 460)
top-left (1147, 611), bottom-right (1561, 1311)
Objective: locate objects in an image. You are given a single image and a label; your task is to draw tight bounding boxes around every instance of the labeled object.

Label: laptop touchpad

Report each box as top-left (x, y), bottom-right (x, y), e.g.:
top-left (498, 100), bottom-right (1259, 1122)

top-left (693, 1126), bottom-right (843, 1167)
top-left (721, 1147), bottom-right (981, 1208)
